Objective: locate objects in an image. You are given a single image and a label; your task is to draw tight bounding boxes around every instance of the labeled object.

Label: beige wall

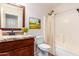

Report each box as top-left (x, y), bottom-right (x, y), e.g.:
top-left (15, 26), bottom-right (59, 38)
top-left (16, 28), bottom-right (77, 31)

top-left (31, 3), bottom-right (79, 55)
top-left (25, 3), bottom-right (52, 36)
top-left (0, 3), bottom-right (53, 36)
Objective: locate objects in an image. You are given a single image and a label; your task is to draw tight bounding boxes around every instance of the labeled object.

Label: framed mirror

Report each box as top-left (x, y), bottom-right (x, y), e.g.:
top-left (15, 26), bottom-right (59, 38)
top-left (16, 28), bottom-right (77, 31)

top-left (0, 3), bottom-right (25, 30)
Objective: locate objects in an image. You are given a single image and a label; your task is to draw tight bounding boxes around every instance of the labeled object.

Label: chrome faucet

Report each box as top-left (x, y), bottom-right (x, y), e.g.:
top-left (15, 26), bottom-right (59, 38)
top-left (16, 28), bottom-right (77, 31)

top-left (9, 30), bottom-right (15, 35)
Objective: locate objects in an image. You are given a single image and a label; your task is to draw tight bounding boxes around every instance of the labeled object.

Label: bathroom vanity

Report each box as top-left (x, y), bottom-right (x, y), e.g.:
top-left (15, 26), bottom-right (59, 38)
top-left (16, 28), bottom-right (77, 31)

top-left (0, 35), bottom-right (34, 56)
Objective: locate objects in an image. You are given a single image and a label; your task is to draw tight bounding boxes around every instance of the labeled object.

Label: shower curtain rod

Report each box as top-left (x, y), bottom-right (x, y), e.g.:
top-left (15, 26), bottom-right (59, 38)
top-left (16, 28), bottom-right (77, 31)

top-left (54, 8), bottom-right (78, 15)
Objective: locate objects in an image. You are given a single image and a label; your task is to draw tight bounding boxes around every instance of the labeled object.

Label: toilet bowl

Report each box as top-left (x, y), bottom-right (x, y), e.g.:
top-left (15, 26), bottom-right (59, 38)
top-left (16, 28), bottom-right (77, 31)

top-left (38, 43), bottom-right (51, 52)
top-left (35, 35), bottom-right (51, 55)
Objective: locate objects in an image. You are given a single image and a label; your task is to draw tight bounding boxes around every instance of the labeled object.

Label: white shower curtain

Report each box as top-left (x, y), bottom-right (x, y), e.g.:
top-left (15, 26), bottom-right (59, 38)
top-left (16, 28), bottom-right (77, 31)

top-left (43, 14), bottom-right (55, 55)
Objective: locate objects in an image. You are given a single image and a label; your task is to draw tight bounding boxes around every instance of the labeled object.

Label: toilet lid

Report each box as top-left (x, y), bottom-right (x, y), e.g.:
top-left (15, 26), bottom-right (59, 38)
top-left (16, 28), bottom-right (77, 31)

top-left (38, 44), bottom-right (51, 49)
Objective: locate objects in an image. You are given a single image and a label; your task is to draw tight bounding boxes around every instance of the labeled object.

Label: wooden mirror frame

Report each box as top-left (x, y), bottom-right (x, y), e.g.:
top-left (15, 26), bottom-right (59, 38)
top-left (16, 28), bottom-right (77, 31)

top-left (0, 3), bottom-right (25, 30)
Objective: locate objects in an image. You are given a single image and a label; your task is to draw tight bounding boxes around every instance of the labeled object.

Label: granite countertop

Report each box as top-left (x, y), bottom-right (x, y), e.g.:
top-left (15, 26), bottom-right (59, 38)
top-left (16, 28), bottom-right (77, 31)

top-left (0, 35), bottom-right (35, 42)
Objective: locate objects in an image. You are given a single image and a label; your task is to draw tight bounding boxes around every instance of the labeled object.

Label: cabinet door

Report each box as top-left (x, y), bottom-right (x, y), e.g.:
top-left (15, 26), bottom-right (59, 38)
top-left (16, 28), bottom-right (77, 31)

top-left (10, 46), bottom-right (34, 56)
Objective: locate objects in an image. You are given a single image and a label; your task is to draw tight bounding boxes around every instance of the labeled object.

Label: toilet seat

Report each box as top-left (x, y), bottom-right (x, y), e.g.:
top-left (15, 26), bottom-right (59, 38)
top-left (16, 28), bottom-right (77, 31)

top-left (38, 44), bottom-right (51, 51)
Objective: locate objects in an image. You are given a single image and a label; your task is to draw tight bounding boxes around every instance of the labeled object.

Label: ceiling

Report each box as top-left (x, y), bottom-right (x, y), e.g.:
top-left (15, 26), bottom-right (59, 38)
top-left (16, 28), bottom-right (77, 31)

top-left (27, 3), bottom-right (61, 8)
top-left (13, 3), bottom-right (61, 9)
top-left (26, 3), bottom-right (62, 14)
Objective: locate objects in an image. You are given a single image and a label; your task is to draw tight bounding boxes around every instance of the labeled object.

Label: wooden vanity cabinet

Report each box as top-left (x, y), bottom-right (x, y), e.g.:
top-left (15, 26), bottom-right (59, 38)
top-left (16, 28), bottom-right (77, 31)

top-left (10, 46), bottom-right (34, 56)
top-left (0, 37), bottom-right (34, 56)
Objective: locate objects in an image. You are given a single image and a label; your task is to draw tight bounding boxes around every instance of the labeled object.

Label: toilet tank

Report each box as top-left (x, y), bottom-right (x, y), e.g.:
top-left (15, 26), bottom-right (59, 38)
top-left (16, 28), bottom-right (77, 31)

top-left (35, 36), bottom-right (44, 44)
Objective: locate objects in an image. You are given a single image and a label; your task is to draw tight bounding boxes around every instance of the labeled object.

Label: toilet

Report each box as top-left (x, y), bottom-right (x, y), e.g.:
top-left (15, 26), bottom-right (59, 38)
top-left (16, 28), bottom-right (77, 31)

top-left (35, 35), bottom-right (51, 56)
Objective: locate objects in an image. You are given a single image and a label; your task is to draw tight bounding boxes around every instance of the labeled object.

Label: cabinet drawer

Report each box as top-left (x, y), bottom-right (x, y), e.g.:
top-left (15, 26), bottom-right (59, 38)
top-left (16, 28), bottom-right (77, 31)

top-left (14, 38), bottom-right (34, 49)
top-left (10, 46), bottom-right (34, 56)
top-left (0, 41), bottom-right (16, 52)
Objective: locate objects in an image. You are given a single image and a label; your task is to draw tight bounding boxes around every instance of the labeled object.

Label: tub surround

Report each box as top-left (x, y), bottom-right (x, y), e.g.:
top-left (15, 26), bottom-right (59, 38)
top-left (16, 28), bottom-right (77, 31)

top-left (0, 35), bottom-right (35, 56)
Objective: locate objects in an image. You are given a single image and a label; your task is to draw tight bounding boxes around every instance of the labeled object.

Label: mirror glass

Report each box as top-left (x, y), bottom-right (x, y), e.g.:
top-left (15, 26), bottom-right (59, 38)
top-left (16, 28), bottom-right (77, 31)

top-left (5, 14), bottom-right (18, 28)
